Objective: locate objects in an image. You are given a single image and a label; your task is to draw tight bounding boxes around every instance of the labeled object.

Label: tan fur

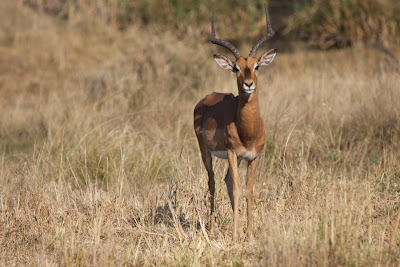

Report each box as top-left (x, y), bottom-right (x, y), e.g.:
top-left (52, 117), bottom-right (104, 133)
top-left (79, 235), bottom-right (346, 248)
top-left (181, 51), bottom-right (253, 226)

top-left (194, 56), bottom-right (267, 240)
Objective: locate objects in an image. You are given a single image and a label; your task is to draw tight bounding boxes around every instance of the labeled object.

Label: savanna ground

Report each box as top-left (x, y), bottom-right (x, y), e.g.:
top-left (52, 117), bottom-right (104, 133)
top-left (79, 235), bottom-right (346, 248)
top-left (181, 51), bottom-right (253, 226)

top-left (1, 1), bottom-right (400, 266)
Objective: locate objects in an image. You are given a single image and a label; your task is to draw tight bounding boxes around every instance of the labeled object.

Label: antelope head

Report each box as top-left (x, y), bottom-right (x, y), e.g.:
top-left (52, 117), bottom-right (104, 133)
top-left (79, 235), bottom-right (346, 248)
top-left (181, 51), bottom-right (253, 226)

top-left (211, 5), bottom-right (277, 96)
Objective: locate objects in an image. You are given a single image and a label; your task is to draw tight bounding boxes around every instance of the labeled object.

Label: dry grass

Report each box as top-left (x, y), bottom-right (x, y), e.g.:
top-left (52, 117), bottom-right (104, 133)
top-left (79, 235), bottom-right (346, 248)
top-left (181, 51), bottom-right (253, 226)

top-left (1, 1), bottom-right (400, 266)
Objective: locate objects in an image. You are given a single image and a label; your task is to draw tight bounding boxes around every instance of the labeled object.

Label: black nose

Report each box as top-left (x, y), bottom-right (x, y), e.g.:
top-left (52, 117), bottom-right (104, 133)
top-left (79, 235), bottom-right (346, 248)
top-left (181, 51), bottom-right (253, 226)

top-left (244, 82), bottom-right (253, 87)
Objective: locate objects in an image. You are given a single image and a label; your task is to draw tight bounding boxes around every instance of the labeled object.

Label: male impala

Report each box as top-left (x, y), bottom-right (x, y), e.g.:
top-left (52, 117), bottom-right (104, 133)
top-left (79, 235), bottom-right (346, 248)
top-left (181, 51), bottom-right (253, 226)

top-left (194, 6), bottom-right (277, 240)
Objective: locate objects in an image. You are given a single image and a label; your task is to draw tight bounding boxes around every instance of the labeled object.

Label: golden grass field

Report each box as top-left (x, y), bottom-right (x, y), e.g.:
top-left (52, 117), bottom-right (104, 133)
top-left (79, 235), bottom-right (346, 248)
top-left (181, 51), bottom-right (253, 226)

top-left (1, 1), bottom-right (400, 266)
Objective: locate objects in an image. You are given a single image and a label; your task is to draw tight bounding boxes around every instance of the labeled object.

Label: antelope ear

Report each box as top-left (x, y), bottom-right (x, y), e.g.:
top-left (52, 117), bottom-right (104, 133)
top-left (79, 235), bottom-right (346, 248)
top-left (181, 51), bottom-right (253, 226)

top-left (257, 49), bottom-right (277, 67)
top-left (213, 54), bottom-right (234, 71)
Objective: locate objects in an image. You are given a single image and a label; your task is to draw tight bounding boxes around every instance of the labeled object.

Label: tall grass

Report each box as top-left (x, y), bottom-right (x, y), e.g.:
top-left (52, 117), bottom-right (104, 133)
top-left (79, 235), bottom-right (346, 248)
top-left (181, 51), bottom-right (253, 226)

top-left (1, 1), bottom-right (400, 265)
top-left (23, 0), bottom-right (268, 37)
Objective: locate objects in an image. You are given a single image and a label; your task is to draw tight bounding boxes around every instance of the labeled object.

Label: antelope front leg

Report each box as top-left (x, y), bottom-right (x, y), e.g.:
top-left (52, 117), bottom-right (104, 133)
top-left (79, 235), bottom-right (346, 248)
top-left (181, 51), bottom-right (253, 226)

top-left (246, 156), bottom-right (259, 239)
top-left (227, 149), bottom-right (241, 241)
top-left (201, 149), bottom-right (216, 233)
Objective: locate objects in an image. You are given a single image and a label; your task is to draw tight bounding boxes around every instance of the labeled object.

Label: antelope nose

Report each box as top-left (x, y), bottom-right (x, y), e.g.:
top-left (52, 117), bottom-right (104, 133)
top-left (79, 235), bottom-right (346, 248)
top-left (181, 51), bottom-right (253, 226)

top-left (244, 81), bottom-right (253, 88)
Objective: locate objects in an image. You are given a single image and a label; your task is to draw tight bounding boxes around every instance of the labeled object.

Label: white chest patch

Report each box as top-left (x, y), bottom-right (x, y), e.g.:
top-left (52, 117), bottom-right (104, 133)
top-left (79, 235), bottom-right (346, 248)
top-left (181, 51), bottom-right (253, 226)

top-left (211, 151), bottom-right (228, 159)
top-left (241, 151), bottom-right (256, 161)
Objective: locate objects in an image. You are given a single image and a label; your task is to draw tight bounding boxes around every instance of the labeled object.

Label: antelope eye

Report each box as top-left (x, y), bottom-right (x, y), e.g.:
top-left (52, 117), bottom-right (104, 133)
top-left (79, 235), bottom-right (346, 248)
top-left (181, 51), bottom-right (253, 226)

top-left (254, 65), bottom-right (260, 71)
top-left (233, 66), bottom-right (239, 73)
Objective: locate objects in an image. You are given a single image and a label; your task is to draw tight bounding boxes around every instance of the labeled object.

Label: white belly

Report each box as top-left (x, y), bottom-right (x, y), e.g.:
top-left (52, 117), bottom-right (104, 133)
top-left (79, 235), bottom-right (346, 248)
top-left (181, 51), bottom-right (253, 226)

top-left (210, 150), bottom-right (257, 161)
top-left (211, 151), bottom-right (228, 159)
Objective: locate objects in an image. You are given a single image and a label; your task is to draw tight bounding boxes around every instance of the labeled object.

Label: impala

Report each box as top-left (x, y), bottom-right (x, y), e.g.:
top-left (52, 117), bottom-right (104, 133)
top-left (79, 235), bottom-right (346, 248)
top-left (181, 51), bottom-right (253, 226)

top-left (194, 5), bottom-right (277, 240)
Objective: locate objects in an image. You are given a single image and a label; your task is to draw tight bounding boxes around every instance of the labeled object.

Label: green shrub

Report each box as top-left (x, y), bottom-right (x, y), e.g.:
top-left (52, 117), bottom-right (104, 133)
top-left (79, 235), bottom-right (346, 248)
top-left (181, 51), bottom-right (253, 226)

top-left (23, 0), bottom-right (400, 47)
top-left (285, 0), bottom-right (400, 48)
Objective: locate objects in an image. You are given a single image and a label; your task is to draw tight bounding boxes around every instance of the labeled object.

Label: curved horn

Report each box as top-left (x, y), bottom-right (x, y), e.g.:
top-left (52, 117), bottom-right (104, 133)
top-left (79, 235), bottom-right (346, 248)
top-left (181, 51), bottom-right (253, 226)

top-left (210, 13), bottom-right (241, 59)
top-left (249, 5), bottom-right (275, 57)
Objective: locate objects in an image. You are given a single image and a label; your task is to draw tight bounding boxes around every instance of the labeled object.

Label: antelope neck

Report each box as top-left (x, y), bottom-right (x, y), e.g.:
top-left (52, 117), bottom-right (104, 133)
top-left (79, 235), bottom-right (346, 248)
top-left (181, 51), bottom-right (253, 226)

top-left (236, 90), bottom-right (262, 141)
